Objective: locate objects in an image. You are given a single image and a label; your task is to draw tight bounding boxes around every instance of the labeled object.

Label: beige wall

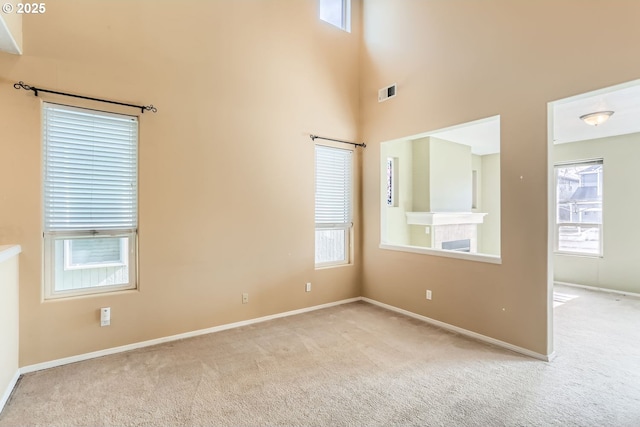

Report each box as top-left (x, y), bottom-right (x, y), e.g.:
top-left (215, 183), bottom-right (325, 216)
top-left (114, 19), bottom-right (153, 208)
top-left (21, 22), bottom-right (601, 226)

top-left (411, 137), bottom-right (430, 212)
top-left (0, 252), bottom-right (19, 405)
top-left (472, 155), bottom-right (482, 211)
top-left (360, 0), bottom-right (640, 355)
top-left (471, 154), bottom-right (483, 248)
top-left (409, 136), bottom-right (473, 213)
top-left (429, 137), bottom-right (472, 212)
top-left (554, 133), bottom-right (640, 294)
top-left (479, 154), bottom-right (501, 255)
top-left (3, 0), bottom-right (640, 367)
top-left (408, 138), bottom-right (430, 246)
top-left (0, 0), bottom-right (362, 366)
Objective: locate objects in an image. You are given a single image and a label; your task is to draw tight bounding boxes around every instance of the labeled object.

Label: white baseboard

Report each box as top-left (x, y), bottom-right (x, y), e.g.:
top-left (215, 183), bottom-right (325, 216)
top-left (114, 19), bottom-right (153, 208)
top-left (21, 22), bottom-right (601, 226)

top-left (362, 297), bottom-right (553, 362)
top-left (19, 294), bottom-right (553, 376)
top-left (20, 297), bottom-right (362, 374)
top-left (554, 281), bottom-right (640, 298)
top-left (0, 370), bottom-right (20, 414)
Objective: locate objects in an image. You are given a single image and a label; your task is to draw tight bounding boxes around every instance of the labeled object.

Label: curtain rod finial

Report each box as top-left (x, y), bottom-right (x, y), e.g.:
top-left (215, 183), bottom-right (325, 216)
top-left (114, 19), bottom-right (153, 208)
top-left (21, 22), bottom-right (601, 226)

top-left (14, 81), bottom-right (32, 91)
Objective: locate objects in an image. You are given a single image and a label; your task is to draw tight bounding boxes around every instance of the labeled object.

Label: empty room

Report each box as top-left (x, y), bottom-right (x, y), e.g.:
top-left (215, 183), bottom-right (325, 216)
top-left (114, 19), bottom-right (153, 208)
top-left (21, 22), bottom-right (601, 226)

top-left (1, 1), bottom-right (639, 425)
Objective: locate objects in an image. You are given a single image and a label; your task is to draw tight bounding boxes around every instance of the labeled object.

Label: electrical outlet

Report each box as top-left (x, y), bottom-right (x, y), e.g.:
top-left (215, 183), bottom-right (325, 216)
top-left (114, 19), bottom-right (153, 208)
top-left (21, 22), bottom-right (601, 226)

top-left (100, 307), bottom-right (111, 327)
top-left (426, 290), bottom-right (432, 300)
top-left (242, 293), bottom-right (249, 304)
top-left (306, 282), bottom-right (311, 292)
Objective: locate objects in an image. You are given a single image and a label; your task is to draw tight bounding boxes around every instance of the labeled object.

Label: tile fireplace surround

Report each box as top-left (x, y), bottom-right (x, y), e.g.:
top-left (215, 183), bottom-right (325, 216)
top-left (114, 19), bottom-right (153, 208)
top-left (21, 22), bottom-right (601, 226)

top-left (406, 212), bottom-right (487, 253)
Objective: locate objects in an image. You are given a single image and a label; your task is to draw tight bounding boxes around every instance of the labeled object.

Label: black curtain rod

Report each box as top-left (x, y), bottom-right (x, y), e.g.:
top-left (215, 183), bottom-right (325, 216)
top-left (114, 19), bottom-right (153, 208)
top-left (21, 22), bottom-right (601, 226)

top-left (13, 81), bottom-right (157, 113)
top-left (310, 134), bottom-right (366, 148)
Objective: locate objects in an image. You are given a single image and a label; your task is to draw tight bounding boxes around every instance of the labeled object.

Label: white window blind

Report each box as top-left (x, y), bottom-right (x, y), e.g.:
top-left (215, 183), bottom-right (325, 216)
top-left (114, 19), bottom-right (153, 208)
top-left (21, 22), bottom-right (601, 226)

top-left (315, 145), bottom-right (353, 230)
top-left (43, 103), bottom-right (138, 232)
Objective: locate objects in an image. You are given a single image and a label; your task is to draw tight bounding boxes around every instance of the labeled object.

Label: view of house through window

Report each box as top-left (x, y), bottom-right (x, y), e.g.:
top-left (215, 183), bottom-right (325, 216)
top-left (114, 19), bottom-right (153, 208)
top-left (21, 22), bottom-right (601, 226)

top-left (42, 103), bottom-right (139, 298)
top-left (319, 0), bottom-right (350, 31)
top-left (315, 145), bottom-right (353, 267)
top-left (555, 160), bottom-right (603, 255)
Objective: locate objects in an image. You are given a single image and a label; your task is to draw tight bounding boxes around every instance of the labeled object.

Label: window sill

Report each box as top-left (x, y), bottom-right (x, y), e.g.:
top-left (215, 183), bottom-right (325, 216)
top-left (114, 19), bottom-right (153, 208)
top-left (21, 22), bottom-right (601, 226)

top-left (554, 251), bottom-right (603, 259)
top-left (379, 243), bottom-right (502, 265)
top-left (44, 287), bottom-right (138, 302)
top-left (315, 262), bottom-right (353, 270)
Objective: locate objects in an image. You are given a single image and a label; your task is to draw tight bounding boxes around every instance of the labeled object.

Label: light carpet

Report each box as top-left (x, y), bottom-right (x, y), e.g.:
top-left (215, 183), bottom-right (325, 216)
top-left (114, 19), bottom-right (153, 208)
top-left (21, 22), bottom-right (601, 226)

top-left (553, 291), bottom-right (579, 307)
top-left (1, 284), bottom-right (639, 426)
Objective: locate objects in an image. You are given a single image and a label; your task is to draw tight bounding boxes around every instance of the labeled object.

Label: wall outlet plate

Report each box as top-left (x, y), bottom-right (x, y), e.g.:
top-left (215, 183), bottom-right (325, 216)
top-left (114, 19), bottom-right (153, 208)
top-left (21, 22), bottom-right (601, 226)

top-left (100, 307), bottom-right (111, 327)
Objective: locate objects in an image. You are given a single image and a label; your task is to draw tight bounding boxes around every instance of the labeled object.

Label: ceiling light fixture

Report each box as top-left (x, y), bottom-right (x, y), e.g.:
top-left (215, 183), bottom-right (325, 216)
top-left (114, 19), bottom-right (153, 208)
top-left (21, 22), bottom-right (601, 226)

top-left (579, 111), bottom-right (614, 126)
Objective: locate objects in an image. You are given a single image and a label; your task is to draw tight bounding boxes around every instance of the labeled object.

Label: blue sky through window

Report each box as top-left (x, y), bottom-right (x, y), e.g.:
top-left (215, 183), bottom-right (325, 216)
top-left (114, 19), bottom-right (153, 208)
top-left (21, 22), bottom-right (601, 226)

top-left (320, 0), bottom-right (345, 30)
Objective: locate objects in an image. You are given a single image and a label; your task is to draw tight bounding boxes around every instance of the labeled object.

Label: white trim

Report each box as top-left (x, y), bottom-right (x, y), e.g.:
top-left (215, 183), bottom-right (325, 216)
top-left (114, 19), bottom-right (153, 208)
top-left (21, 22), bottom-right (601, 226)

top-left (0, 245), bottom-right (21, 264)
top-left (362, 297), bottom-right (554, 362)
top-left (20, 297), bottom-right (361, 374)
top-left (379, 243), bottom-right (502, 265)
top-left (0, 370), bottom-right (20, 414)
top-left (406, 212), bottom-right (487, 226)
top-left (547, 99), bottom-right (556, 358)
top-left (343, 0), bottom-right (351, 33)
top-left (554, 250), bottom-right (602, 259)
top-left (554, 281), bottom-right (640, 299)
top-left (16, 295), bottom-right (555, 379)
top-left (0, 15), bottom-right (21, 55)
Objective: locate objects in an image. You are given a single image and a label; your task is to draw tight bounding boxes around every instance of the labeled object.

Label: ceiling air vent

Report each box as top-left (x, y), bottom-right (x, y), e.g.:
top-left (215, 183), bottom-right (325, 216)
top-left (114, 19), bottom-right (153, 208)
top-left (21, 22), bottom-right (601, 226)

top-left (378, 84), bottom-right (397, 103)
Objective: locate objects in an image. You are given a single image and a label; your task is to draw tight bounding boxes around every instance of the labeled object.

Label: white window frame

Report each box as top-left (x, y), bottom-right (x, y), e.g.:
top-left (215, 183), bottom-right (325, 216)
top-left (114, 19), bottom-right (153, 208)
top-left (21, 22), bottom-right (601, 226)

top-left (42, 103), bottom-right (139, 299)
top-left (319, 0), bottom-right (351, 32)
top-left (44, 232), bottom-right (137, 299)
top-left (554, 159), bottom-right (604, 257)
top-left (315, 144), bottom-right (354, 268)
top-left (315, 228), bottom-right (351, 269)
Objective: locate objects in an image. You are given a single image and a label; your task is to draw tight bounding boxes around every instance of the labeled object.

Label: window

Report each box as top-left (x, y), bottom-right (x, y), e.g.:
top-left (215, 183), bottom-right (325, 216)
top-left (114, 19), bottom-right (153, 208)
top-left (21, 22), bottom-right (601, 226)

top-left (43, 103), bottom-right (138, 298)
top-left (64, 237), bottom-right (127, 270)
top-left (555, 160), bottom-right (603, 256)
top-left (319, 0), bottom-right (350, 32)
top-left (315, 145), bottom-right (353, 266)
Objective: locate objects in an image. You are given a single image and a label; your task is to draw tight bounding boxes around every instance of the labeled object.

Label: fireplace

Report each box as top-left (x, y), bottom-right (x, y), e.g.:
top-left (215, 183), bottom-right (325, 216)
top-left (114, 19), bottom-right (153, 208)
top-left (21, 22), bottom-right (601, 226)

top-left (442, 239), bottom-right (471, 252)
top-left (405, 212), bottom-right (487, 253)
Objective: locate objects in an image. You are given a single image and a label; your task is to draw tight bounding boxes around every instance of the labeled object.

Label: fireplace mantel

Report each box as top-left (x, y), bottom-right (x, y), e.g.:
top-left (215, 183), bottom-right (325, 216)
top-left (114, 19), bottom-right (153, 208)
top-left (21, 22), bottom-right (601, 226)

top-left (406, 212), bottom-right (487, 226)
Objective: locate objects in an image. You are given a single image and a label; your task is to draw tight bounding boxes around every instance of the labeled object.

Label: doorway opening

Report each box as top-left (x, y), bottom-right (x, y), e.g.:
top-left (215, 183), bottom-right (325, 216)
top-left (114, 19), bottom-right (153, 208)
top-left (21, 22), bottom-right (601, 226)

top-left (548, 78), bottom-right (640, 351)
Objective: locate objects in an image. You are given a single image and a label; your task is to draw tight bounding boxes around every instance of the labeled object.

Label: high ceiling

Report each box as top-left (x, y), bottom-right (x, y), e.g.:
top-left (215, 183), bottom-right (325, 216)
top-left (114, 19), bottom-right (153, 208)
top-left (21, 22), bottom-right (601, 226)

top-left (430, 117), bottom-right (500, 156)
top-left (0, 15), bottom-right (21, 54)
top-left (417, 79), bottom-right (640, 154)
